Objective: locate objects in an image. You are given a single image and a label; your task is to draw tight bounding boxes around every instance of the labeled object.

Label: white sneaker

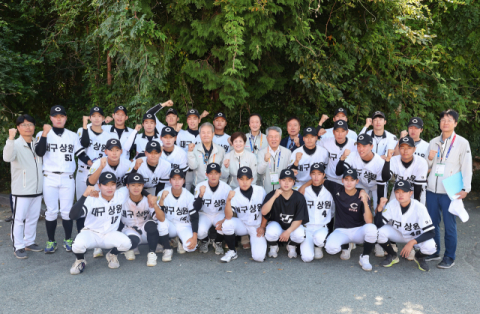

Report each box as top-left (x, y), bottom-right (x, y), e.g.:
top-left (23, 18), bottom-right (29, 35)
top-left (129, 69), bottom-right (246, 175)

top-left (220, 250), bottom-right (238, 263)
top-left (359, 254), bottom-right (372, 271)
top-left (392, 243), bottom-right (398, 253)
top-left (177, 242), bottom-right (186, 254)
top-left (340, 248), bottom-right (351, 260)
top-left (287, 244), bottom-right (297, 259)
top-left (350, 243), bottom-right (356, 250)
top-left (214, 242), bottom-right (224, 255)
top-left (407, 249), bottom-right (415, 261)
top-left (134, 247), bottom-right (140, 255)
top-left (199, 240), bottom-right (209, 253)
top-left (70, 259), bottom-right (86, 275)
top-left (155, 244), bottom-right (164, 253)
top-left (162, 249), bottom-right (173, 262)
top-left (125, 250), bottom-right (136, 261)
top-left (314, 247), bottom-right (324, 259)
top-left (268, 245), bottom-right (279, 258)
top-left (147, 252), bottom-right (157, 266)
top-left (375, 244), bottom-right (385, 257)
top-left (106, 252), bottom-right (120, 269)
top-left (93, 248), bottom-right (103, 258)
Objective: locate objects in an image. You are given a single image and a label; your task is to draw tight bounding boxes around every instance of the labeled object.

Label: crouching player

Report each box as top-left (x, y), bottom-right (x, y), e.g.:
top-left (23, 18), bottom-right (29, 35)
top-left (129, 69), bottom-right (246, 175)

top-left (220, 167), bottom-right (267, 263)
top-left (376, 180), bottom-right (436, 271)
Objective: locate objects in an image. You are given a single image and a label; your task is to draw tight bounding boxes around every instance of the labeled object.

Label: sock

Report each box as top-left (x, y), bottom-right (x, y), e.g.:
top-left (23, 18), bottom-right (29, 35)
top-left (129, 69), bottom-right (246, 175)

top-left (143, 221), bottom-right (159, 252)
top-left (128, 235), bottom-right (141, 250)
top-left (45, 220), bottom-right (57, 242)
top-left (75, 253), bottom-right (85, 260)
top-left (62, 219), bottom-right (73, 240)
top-left (379, 242), bottom-right (396, 256)
top-left (362, 242), bottom-right (375, 256)
top-left (159, 235), bottom-right (171, 249)
top-left (267, 241), bottom-right (278, 247)
top-left (110, 247), bottom-right (119, 255)
top-left (215, 232), bottom-right (224, 243)
top-left (224, 234), bottom-right (236, 252)
top-left (341, 244), bottom-right (349, 250)
top-left (200, 237), bottom-right (209, 243)
top-left (76, 217), bottom-right (85, 232)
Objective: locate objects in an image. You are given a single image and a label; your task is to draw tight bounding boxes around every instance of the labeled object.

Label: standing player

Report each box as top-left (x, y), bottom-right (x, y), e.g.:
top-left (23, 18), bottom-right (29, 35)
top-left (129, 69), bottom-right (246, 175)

top-left (394, 117), bottom-right (429, 159)
top-left (376, 180), bottom-right (436, 271)
top-left (132, 113), bottom-right (162, 159)
top-left (194, 163), bottom-right (232, 254)
top-left (212, 112), bottom-right (231, 153)
top-left (317, 108), bottom-right (358, 143)
top-left (359, 111), bottom-right (397, 158)
top-left (261, 169), bottom-right (308, 259)
top-left (220, 167), bottom-right (267, 263)
top-left (160, 127), bottom-right (189, 176)
top-left (145, 99), bottom-right (176, 134)
top-left (35, 105), bottom-right (91, 253)
top-left (288, 127), bottom-right (329, 189)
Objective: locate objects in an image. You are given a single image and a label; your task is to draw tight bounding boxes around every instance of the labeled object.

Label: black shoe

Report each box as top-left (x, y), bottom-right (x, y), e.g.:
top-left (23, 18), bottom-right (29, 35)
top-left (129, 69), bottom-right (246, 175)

top-left (380, 254), bottom-right (400, 267)
top-left (414, 257), bottom-right (430, 272)
top-left (5, 216), bottom-right (13, 222)
top-left (437, 256), bottom-right (455, 269)
top-left (425, 254), bottom-right (441, 262)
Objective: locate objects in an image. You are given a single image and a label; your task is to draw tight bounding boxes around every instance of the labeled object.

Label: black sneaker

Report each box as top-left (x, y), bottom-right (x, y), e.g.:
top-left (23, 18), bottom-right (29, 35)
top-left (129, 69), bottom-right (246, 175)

top-left (5, 216), bottom-right (13, 222)
top-left (380, 254), bottom-right (400, 267)
top-left (425, 254), bottom-right (441, 262)
top-left (414, 257), bottom-right (430, 272)
top-left (437, 257), bottom-right (455, 269)
top-left (14, 249), bottom-right (27, 259)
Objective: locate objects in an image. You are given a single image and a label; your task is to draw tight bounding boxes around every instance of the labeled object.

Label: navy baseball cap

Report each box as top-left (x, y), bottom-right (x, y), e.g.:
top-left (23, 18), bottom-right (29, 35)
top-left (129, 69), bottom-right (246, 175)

top-left (105, 138), bottom-right (122, 150)
top-left (408, 117), bottom-right (424, 129)
top-left (114, 106), bottom-right (128, 115)
top-left (161, 126), bottom-right (177, 138)
top-left (343, 168), bottom-right (358, 180)
top-left (170, 168), bottom-right (185, 179)
top-left (394, 180), bottom-right (412, 192)
top-left (372, 111), bottom-right (386, 119)
top-left (303, 126), bottom-right (317, 137)
top-left (280, 169), bottom-right (296, 180)
top-left (206, 163), bottom-right (221, 174)
top-left (126, 173), bottom-right (146, 185)
top-left (90, 106), bottom-right (104, 116)
top-left (310, 163), bottom-right (325, 174)
top-left (214, 112), bottom-right (227, 120)
top-left (143, 113), bottom-right (155, 122)
top-left (334, 108), bottom-right (348, 117)
top-left (165, 108), bottom-right (178, 117)
top-left (50, 105), bottom-right (67, 116)
top-left (398, 136), bottom-right (415, 147)
top-left (145, 141), bottom-right (161, 153)
top-left (186, 109), bottom-right (200, 118)
top-left (99, 172), bottom-right (116, 185)
top-left (237, 166), bottom-right (253, 179)
top-left (334, 120), bottom-right (348, 131)
top-left (356, 134), bottom-right (373, 145)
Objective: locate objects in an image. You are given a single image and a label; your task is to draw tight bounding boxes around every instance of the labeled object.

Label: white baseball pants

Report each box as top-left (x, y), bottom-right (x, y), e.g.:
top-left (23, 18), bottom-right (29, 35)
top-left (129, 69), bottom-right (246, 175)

top-left (11, 196), bottom-right (42, 251)
top-left (43, 172), bottom-right (75, 221)
top-left (198, 212), bottom-right (225, 240)
top-left (72, 229), bottom-right (132, 253)
top-left (265, 221), bottom-right (306, 244)
top-left (222, 218), bottom-right (267, 262)
top-left (325, 224), bottom-right (378, 255)
top-left (75, 165), bottom-right (89, 201)
top-left (165, 220), bottom-right (197, 252)
top-left (300, 224), bottom-right (329, 263)
top-left (377, 225), bottom-right (436, 255)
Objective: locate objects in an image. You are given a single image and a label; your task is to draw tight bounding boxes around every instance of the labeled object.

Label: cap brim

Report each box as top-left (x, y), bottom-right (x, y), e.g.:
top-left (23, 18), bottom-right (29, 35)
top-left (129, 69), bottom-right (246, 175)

top-left (408, 123), bottom-right (423, 129)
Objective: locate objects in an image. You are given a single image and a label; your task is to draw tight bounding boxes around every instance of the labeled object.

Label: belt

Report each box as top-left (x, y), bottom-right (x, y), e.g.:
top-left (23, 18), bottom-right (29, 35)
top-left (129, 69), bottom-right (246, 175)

top-left (80, 164), bottom-right (91, 170)
top-left (52, 172), bottom-right (64, 174)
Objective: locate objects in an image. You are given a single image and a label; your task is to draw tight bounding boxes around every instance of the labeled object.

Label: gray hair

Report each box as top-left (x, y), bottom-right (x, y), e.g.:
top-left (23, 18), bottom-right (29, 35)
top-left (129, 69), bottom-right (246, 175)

top-left (266, 126), bottom-right (282, 137)
top-left (199, 122), bottom-right (214, 133)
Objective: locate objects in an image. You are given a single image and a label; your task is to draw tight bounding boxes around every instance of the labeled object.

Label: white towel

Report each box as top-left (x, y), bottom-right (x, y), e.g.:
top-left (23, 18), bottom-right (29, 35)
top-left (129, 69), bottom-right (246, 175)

top-left (448, 197), bottom-right (469, 223)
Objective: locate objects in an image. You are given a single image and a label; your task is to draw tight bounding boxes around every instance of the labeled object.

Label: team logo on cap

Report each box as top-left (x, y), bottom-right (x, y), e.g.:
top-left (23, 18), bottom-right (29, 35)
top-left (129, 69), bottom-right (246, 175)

top-left (146, 114), bottom-right (152, 118)
top-left (313, 164), bottom-right (319, 168)
top-left (211, 164), bottom-right (217, 168)
top-left (397, 181), bottom-right (404, 186)
top-left (358, 135), bottom-right (364, 140)
top-left (111, 140), bottom-right (117, 144)
top-left (402, 137), bottom-right (409, 142)
top-left (338, 108), bottom-right (344, 112)
top-left (218, 113), bottom-right (223, 116)
top-left (118, 106), bottom-right (124, 110)
top-left (174, 169), bottom-right (180, 173)
top-left (94, 107), bottom-right (99, 111)
top-left (241, 168), bottom-right (248, 173)
top-left (150, 142), bottom-right (157, 147)
top-left (412, 119), bottom-right (418, 123)
top-left (347, 170), bottom-right (353, 174)
top-left (337, 121), bottom-right (344, 125)
top-left (285, 170), bottom-right (291, 175)
top-left (106, 174), bottom-right (113, 179)
top-left (190, 110), bottom-right (195, 113)
top-left (306, 128), bottom-right (312, 132)
top-left (375, 111), bottom-right (381, 115)
top-left (55, 107), bottom-right (61, 112)
top-left (167, 109), bottom-right (174, 112)
top-left (133, 175), bottom-right (140, 181)
top-left (165, 128), bottom-right (171, 132)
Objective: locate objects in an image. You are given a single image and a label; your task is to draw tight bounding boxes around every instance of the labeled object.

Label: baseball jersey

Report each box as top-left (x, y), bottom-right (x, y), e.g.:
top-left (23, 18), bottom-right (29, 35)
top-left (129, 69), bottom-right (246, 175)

top-left (288, 146), bottom-right (329, 184)
top-left (382, 199), bottom-right (434, 240)
top-left (121, 195), bottom-right (153, 228)
top-left (344, 151), bottom-right (385, 191)
top-left (35, 129), bottom-right (85, 173)
top-left (126, 157), bottom-right (171, 189)
top-left (133, 132), bottom-right (162, 158)
top-left (304, 186), bottom-right (334, 226)
top-left (360, 128), bottom-right (397, 156)
top-left (318, 127), bottom-right (357, 144)
top-left (159, 186), bottom-right (195, 224)
top-left (263, 190), bottom-right (309, 229)
top-left (176, 129), bottom-right (200, 153)
top-left (100, 125), bottom-right (136, 159)
top-left (414, 139), bottom-right (429, 159)
top-left (318, 137), bottom-right (356, 184)
top-left (213, 133), bottom-right (231, 153)
top-left (82, 187), bottom-right (129, 234)
top-left (230, 185), bottom-right (266, 226)
top-left (194, 180), bottom-right (232, 215)
top-left (161, 145), bottom-right (189, 172)
top-left (77, 127), bottom-right (117, 165)
top-left (88, 157), bottom-right (131, 188)
top-left (389, 155), bottom-right (428, 187)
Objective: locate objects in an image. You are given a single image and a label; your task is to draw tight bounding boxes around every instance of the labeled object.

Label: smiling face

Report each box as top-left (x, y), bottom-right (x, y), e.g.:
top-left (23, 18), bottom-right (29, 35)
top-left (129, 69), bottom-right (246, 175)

top-left (267, 130), bottom-right (281, 150)
top-left (90, 112), bottom-right (104, 126)
top-left (99, 181), bottom-right (117, 197)
top-left (200, 126), bottom-right (213, 144)
top-left (233, 137), bottom-right (245, 153)
top-left (113, 111), bottom-right (128, 127)
top-left (187, 115), bottom-right (200, 130)
top-left (50, 114), bottom-right (67, 128)
top-left (17, 121), bottom-right (35, 137)
top-left (127, 182), bottom-right (144, 197)
top-left (249, 116), bottom-right (261, 133)
top-left (356, 143), bottom-right (373, 159)
top-left (440, 114), bottom-right (458, 134)
top-left (213, 117), bottom-right (227, 132)
top-left (287, 119), bottom-right (300, 137)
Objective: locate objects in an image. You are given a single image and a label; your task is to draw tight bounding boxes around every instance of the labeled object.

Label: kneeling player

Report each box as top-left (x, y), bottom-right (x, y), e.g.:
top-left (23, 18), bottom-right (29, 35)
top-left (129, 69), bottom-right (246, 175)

top-left (376, 180), bottom-right (435, 271)
top-left (158, 169), bottom-right (198, 255)
top-left (221, 167), bottom-right (267, 262)
top-left (299, 163), bottom-right (334, 262)
top-left (262, 169), bottom-right (308, 259)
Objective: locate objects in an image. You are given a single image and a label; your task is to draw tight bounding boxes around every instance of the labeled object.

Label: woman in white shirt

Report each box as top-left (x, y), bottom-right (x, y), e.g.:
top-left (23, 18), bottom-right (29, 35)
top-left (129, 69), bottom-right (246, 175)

top-left (222, 132), bottom-right (258, 189)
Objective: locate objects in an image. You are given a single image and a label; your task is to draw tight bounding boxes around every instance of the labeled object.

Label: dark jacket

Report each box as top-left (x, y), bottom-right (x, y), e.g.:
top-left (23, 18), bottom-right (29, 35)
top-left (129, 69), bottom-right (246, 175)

top-left (280, 135), bottom-right (305, 152)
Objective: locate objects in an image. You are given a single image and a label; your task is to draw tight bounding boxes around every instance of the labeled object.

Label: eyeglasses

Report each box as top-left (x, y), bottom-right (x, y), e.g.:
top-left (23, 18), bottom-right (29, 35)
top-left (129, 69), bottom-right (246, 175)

top-left (440, 119), bottom-right (455, 123)
top-left (19, 123), bottom-right (35, 128)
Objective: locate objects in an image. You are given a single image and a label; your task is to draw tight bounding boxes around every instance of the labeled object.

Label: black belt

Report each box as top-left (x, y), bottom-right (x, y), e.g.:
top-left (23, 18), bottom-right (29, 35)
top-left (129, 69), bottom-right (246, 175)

top-left (52, 172), bottom-right (64, 174)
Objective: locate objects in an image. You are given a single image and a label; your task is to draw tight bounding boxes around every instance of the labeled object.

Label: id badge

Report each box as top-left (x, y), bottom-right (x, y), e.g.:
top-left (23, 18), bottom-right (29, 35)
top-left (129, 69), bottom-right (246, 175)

top-left (270, 173), bottom-right (279, 185)
top-left (435, 163), bottom-right (445, 177)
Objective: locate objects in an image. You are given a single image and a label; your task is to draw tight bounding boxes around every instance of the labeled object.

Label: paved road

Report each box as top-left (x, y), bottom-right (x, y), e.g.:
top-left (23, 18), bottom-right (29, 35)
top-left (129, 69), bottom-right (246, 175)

top-left (0, 194), bottom-right (479, 314)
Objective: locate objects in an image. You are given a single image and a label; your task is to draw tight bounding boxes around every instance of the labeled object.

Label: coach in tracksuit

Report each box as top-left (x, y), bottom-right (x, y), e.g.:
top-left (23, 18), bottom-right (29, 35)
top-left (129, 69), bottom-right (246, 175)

top-left (3, 115), bottom-right (43, 259)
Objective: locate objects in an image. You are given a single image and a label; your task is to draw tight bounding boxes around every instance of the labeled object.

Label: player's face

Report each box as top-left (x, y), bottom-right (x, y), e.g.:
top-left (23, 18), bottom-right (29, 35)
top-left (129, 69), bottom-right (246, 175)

top-left (287, 120), bottom-right (300, 137)
top-left (394, 189), bottom-right (413, 204)
top-left (408, 126), bottom-right (422, 141)
top-left (440, 114), bottom-right (457, 133)
top-left (310, 170), bottom-right (325, 186)
top-left (128, 183), bottom-right (144, 196)
top-left (143, 119), bottom-right (156, 135)
top-left (372, 117), bottom-right (386, 130)
top-left (333, 113), bottom-right (347, 122)
top-left (186, 115), bottom-right (200, 130)
top-left (342, 176), bottom-right (358, 190)
top-left (249, 116), bottom-right (261, 133)
top-left (399, 144), bottom-right (415, 161)
top-left (99, 181), bottom-right (117, 197)
top-left (165, 113), bottom-right (178, 127)
top-left (106, 147), bottom-right (122, 162)
top-left (357, 143), bottom-right (373, 158)
top-left (50, 114), bottom-right (67, 128)
top-left (267, 130), bottom-right (281, 149)
top-left (200, 126), bottom-right (213, 144)
top-left (145, 150), bottom-right (161, 165)
top-left (333, 128), bottom-right (348, 142)
top-left (237, 175), bottom-right (253, 190)
top-left (279, 177), bottom-right (295, 191)
top-left (113, 111), bottom-right (128, 126)
top-left (232, 137), bottom-right (245, 153)
top-left (213, 117), bottom-right (227, 131)
top-left (207, 170), bottom-right (221, 186)
top-left (303, 134), bottom-right (317, 149)
top-left (170, 175), bottom-right (185, 190)
top-left (90, 112), bottom-right (104, 126)
top-left (161, 135), bottom-right (176, 148)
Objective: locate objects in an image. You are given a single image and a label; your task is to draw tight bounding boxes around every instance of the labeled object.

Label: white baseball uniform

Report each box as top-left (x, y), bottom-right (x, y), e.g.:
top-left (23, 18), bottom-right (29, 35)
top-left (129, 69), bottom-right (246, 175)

top-left (388, 155), bottom-right (428, 204)
top-left (318, 137), bottom-right (356, 184)
top-left (213, 133), bottom-right (231, 153)
top-left (414, 139), bottom-right (429, 159)
top-left (133, 132), bottom-right (162, 158)
top-left (161, 145), bottom-right (189, 177)
top-left (359, 128), bottom-right (398, 156)
top-left (318, 127), bottom-right (357, 144)
top-left (100, 125), bottom-right (138, 159)
top-left (176, 130), bottom-right (201, 191)
top-left (126, 157), bottom-right (171, 195)
top-left (288, 146), bottom-right (329, 189)
top-left (88, 157), bottom-right (131, 189)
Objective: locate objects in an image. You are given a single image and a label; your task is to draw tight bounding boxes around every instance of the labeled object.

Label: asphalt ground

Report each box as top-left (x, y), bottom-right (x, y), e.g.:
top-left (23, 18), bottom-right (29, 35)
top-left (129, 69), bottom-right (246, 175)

top-left (0, 193), bottom-right (479, 314)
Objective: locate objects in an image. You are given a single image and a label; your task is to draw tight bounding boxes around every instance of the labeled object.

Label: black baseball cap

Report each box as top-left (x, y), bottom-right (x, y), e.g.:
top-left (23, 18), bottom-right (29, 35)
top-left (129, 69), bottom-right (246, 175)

top-left (165, 108), bottom-right (178, 117)
top-left (214, 112), bottom-right (227, 120)
top-left (143, 113), bottom-right (155, 122)
top-left (90, 106), bottom-right (104, 116)
top-left (126, 173), bottom-right (146, 185)
top-left (145, 141), bottom-right (161, 153)
top-left (279, 169), bottom-right (296, 180)
top-left (105, 138), bottom-right (122, 150)
top-left (114, 106), bottom-right (128, 115)
top-left (334, 108), bottom-right (348, 117)
top-left (310, 163), bottom-right (325, 174)
top-left (343, 168), bottom-right (358, 180)
top-left (50, 105), bottom-right (67, 116)
top-left (408, 117), bottom-right (424, 129)
top-left (334, 120), bottom-right (348, 131)
top-left (394, 180), bottom-right (412, 192)
top-left (398, 136), bottom-right (415, 147)
top-left (161, 126), bottom-right (177, 138)
top-left (99, 172), bottom-right (117, 185)
top-left (237, 166), bottom-right (253, 179)
top-left (206, 163), bottom-right (221, 174)
top-left (356, 134), bottom-right (373, 145)
top-left (170, 168), bottom-right (185, 179)
top-left (186, 109), bottom-right (200, 118)
top-left (303, 126), bottom-right (317, 137)
top-left (372, 111), bottom-right (386, 119)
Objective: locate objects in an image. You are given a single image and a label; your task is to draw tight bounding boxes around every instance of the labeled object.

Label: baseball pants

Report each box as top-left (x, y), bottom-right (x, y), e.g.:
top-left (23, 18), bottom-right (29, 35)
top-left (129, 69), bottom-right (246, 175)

top-left (222, 218), bottom-right (267, 262)
top-left (300, 224), bottom-right (329, 263)
top-left (325, 224), bottom-right (378, 255)
top-left (11, 196), bottom-right (42, 251)
top-left (72, 229), bottom-right (132, 254)
top-left (75, 165), bottom-right (90, 201)
top-left (198, 212), bottom-right (225, 240)
top-left (265, 221), bottom-right (306, 244)
top-left (377, 225), bottom-right (436, 255)
top-left (43, 172), bottom-right (75, 221)
top-left (165, 220), bottom-right (197, 252)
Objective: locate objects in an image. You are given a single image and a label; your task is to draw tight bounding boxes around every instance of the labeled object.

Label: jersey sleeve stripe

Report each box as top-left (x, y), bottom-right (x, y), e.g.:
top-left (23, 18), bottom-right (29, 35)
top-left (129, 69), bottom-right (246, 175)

top-left (81, 205), bottom-right (88, 216)
top-left (75, 147), bottom-right (86, 157)
top-left (422, 224), bottom-right (434, 231)
top-left (181, 166), bottom-right (189, 172)
top-left (382, 217), bottom-right (389, 224)
top-left (189, 209), bottom-right (196, 215)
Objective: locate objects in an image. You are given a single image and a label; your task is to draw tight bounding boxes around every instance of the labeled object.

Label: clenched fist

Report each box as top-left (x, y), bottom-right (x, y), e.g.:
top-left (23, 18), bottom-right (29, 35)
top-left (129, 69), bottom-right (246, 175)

top-left (199, 185), bottom-right (206, 198)
top-left (105, 116), bottom-right (113, 124)
top-left (100, 157), bottom-right (107, 169)
top-left (295, 152), bottom-right (303, 162)
top-left (42, 124), bottom-right (52, 137)
top-left (135, 124), bottom-right (142, 132)
top-left (227, 190), bottom-right (235, 201)
top-left (134, 158), bottom-right (143, 170)
top-left (341, 149), bottom-right (350, 161)
top-left (400, 130), bottom-right (408, 139)
top-left (161, 190), bottom-right (169, 200)
top-left (188, 143), bottom-right (195, 152)
top-left (162, 100), bottom-right (174, 107)
top-left (224, 159), bottom-right (230, 169)
top-left (428, 150), bottom-right (436, 161)
top-left (319, 114), bottom-right (329, 125)
top-left (8, 128), bottom-right (17, 140)
top-left (365, 118), bottom-right (372, 129)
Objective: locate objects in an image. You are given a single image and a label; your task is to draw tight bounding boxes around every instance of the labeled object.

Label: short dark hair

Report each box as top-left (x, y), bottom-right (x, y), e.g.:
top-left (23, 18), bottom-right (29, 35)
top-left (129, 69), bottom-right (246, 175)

top-left (439, 109), bottom-right (459, 122)
top-left (230, 132), bottom-right (247, 143)
top-left (15, 114), bottom-right (36, 126)
top-left (248, 113), bottom-right (262, 124)
top-left (286, 117), bottom-right (301, 126)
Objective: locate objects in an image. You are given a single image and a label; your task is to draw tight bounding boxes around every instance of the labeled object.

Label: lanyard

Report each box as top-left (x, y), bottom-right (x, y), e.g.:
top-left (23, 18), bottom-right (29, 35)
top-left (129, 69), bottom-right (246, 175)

top-left (437, 134), bottom-right (456, 162)
top-left (201, 152), bottom-right (216, 165)
top-left (269, 150), bottom-right (281, 171)
top-left (249, 134), bottom-right (263, 153)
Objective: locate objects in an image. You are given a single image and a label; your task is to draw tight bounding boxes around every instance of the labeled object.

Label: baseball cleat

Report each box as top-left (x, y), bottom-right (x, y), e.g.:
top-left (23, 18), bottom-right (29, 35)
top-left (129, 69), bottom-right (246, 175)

top-left (380, 254), bottom-right (400, 267)
top-left (221, 250), bottom-right (238, 263)
top-left (340, 248), bottom-right (351, 260)
top-left (125, 250), bottom-right (136, 261)
top-left (63, 239), bottom-right (73, 252)
top-left (287, 244), bottom-right (298, 259)
top-left (359, 254), bottom-right (372, 271)
top-left (14, 249), bottom-right (28, 259)
top-left (147, 252), bottom-right (157, 266)
top-left (155, 244), bottom-right (164, 253)
top-left (415, 257), bottom-right (430, 271)
top-left (44, 241), bottom-right (57, 254)
top-left (268, 245), bottom-right (279, 258)
top-left (25, 244), bottom-right (42, 252)
top-left (106, 252), bottom-right (120, 269)
top-left (374, 244), bottom-right (385, 257)
top-left (407, 249), bottom-right (416, 261)
top-left (214, 242), bottom-right (224, 255)
top-left (314, 247), bottom-right (324, 260)
top-left (93, 248), bottom-right (104, 258)
top-left (199, 240), bottom-right (209, 254)
top-left (70, 259), bottom-right (86, 275)
top-left (162, 249), bottom-right (173, 262)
